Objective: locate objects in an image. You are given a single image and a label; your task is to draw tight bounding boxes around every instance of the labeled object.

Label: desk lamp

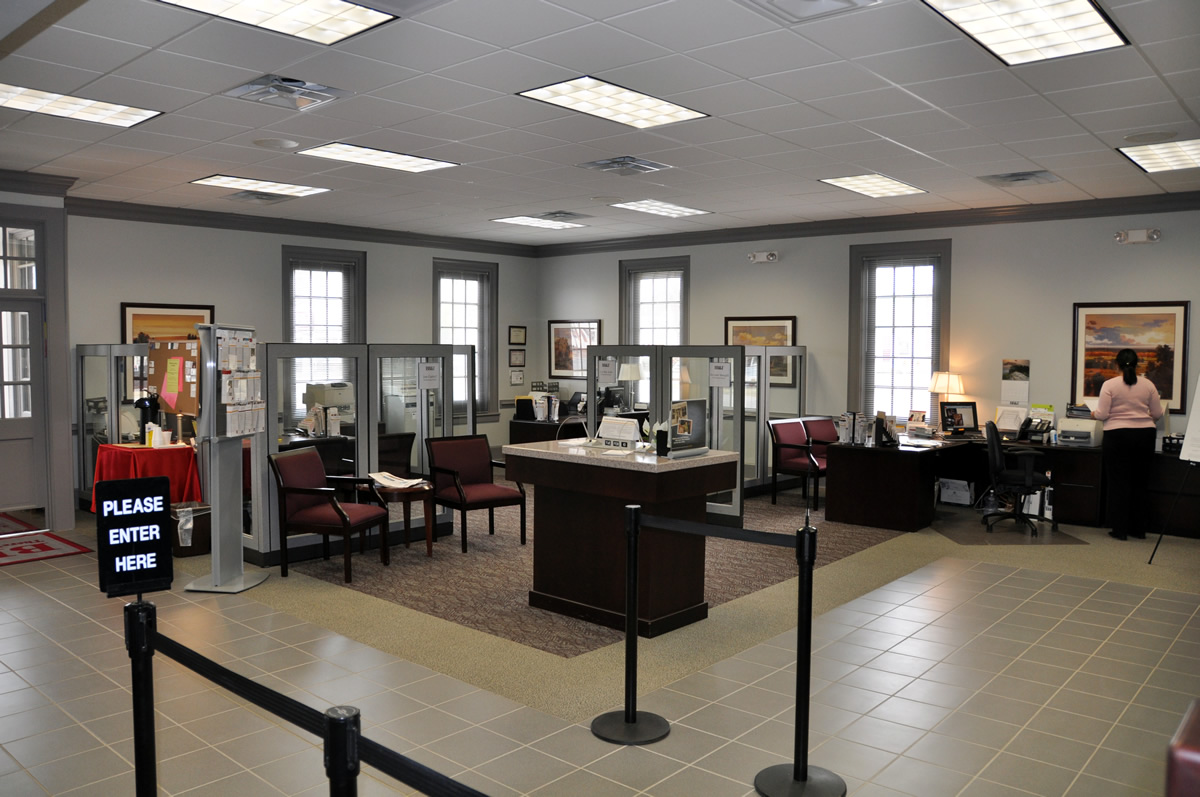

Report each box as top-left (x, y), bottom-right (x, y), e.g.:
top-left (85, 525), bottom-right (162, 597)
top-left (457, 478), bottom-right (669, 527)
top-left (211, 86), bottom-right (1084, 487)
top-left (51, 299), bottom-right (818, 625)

top-left (929, 371), bottom-right (964, 397)
top-left (617, 362), bottom-right (644, 411)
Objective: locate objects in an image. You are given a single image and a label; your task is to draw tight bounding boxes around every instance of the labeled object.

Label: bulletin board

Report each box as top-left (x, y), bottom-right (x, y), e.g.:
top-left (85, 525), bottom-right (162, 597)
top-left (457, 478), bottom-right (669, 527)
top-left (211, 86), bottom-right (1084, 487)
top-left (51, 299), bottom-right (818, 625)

top-left (147, 340), bottom-right (200, 417)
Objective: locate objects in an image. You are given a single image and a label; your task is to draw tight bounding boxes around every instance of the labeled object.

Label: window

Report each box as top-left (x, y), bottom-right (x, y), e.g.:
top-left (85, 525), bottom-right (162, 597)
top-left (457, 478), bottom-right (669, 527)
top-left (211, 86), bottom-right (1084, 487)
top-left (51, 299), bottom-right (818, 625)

top-left (620, 257), bottom-right (689, 403)
top-left (282, 246), bottom-right (365, 422)
top-left (1, 310), bottom-right (32, 418)
top-left (434, 259), bottom-right (497, 415)
top-left (848, 240), bottom-right (951, 420)
top-left (1, 226), bottom-right (36, 290)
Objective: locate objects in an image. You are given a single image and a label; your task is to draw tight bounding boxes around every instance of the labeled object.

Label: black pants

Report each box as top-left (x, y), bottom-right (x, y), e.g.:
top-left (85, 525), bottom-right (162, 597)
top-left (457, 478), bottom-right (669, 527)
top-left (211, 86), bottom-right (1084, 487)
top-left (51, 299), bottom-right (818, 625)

top-left (1103, 427), bottom-right (1156, 537)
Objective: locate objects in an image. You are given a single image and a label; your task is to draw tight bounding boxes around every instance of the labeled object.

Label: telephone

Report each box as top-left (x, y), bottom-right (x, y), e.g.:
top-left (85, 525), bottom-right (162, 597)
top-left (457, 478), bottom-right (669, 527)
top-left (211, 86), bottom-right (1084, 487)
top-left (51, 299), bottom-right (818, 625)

top-left (1017, 417), bottom-right (1052, 442)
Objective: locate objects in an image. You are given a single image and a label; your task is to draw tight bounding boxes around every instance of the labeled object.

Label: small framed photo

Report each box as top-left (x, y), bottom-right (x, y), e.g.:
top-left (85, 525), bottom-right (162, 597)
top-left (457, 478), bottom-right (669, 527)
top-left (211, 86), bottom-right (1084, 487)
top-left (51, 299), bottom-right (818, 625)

top-left (508, 349), bottom-right (525, 367)
top-left (508, 325), bottom-right (527, 345)
top-left (510, 369), bottom-right (524, 386)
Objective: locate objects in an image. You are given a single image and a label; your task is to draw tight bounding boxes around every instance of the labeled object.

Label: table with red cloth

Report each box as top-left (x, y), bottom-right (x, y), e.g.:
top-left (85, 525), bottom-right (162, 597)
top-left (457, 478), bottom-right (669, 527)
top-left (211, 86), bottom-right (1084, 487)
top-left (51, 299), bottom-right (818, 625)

top-left (91, 443), bottom-right (203, 511)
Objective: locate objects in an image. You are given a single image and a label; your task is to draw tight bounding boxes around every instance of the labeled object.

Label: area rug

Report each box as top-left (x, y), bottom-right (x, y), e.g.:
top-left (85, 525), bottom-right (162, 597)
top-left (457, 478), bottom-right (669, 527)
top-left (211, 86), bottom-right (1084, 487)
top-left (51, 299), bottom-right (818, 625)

top-left (0, 512), bottom-right (39, 534)
top-left (0, 532), bottom-right (92, 566)
top-left (293, 488), bottom-right (900, 657)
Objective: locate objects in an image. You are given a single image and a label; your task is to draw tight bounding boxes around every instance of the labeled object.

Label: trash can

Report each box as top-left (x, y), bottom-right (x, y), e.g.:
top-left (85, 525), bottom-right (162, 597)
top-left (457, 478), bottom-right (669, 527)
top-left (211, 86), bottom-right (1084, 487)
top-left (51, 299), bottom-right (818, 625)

top-left (170, 502), bottom-right (211, 557)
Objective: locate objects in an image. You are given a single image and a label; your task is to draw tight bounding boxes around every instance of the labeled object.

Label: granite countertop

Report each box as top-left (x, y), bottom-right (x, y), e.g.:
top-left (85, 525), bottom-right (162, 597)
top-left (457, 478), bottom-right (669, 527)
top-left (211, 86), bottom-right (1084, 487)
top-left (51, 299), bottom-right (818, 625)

top-left (502, 439), bottom-right (739, 473)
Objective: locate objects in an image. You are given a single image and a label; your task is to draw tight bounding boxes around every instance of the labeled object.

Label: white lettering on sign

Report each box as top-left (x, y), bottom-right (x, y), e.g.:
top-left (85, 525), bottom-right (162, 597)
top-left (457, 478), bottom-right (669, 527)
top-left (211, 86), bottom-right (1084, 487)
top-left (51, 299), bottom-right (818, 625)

top-left (114, 552), bottom-right (157, 572)
top-left (100, 496), bottom-right (165, 516)
top-left (107, 525), bottom-right (161, 545)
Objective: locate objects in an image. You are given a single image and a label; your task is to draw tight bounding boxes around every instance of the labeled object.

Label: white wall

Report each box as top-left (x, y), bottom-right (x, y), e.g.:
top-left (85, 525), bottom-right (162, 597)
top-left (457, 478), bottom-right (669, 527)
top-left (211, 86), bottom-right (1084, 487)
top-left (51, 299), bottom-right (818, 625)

top-left (68, 207), bottom-right (1200, 439)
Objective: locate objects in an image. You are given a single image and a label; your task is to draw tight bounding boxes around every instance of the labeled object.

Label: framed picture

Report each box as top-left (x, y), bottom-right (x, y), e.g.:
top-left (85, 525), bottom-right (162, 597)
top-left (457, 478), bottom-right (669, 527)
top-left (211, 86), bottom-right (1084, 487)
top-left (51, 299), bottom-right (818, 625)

top-left (510, 369), bottom-right (524, 386)
top-left (1071, 301), bottom-right (1189, 414)
top-left (121, 302), bottom-right (213, 343)
top-left (725, 316), bottom-right (797, 386)
top-left (508, 349), bottom-right (525, 367)
top-left (508, 325), bottom-right (526, 345)
top-left (548, 319), bottom-right (601, 380)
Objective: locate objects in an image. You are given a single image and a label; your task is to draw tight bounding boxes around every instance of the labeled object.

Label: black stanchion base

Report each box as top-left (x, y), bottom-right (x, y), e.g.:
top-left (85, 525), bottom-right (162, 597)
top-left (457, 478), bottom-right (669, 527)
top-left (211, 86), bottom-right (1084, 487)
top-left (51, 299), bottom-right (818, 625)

top-left (590, 710), bottom-right (670, 745)
top-left (754, 764), bottom-right (846, 797)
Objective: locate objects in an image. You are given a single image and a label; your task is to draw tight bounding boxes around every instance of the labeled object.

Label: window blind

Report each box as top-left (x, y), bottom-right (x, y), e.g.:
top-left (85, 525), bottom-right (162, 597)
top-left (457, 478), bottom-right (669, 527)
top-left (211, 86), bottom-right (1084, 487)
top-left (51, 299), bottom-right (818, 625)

top-left (864, 254), bottom-right (941, 420)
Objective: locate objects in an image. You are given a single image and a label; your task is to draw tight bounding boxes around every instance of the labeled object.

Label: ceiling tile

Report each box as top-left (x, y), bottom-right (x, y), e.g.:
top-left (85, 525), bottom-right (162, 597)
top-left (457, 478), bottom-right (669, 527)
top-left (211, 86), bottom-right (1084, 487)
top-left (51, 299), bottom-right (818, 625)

top-left (514, 23), bottom-right (672, 74)
top-left (1141, 34), bottom-right (1200, 75)
top-left (373, 74), bottom-right (504, 113)
top-left (775, 123), bottom-right (880, 149)
top-left (7, 112), bottom-right (121, 144)
top-left (266, 111), bottom-right (379, 142)
top-left (284, 51), bottom-right (419, 95)
top-left (978, 116), bottom-right (1087, 145)
top-left (607, 0), bottom-right (776, 52)
top-left (309, 95), bottom-right (431, 127)
top-left (687, 30), bottom-right (837, 78)
top-left (340, 20), bottom-right (496, 72)
top-left (161, 19), bottom-right (321, 72)
top-left (0, 130), bottom-right (90, 168)
top-left (56, 0), bottom-right (203, 48)
top-left (83, 75), bottom-right (210, 114)
top-left (1012, 47), bottom-right (1156, 94)
top-left (99, 129), bottom-right (205, 155)
top-left (794, 1), bottom-right (958, 60)
top-left (1107, 0), bottom-right (1200, 47)
top-left (392, 113), bottom-right (506, 141)
top-left (0, 55), bottom-right (100, 94)
top-left (17, 26), bottom-right (149, 74)
top-left (1005, 134), bottom-right (1108, 159)
top-left (602, 55), bottom-right (740, 97)
top-left (137, 114), bottom-right (251, 143)
top-left (436, 50), bottom-right (578, 93)
top-left (854, 39), bottom-right (1000, 85)
top-left (416, 0), bottom-right (590, 48)
top-left (702, 135), bottom-right (800, 159)
top-left (1046, 77), bottom-right (1178, 115)
top-left (172, 96), bottom-right (295, 128)
top-left (724, 103), bottom-right (838, 134)
top-left (463, 128), bottom-right (565, 155)
top-left (949, 96), bottom-right (1063, 127)
top-left (670, 81), bottom-right (793, 117)
top-left (807, 87), bottom-right (934, 121)
top-left (906, 71), bottom-right (1034, 108)
top-left (752, 61), bottom-right (888, 102)
top-left (858, 110), bottom-right (967, 139)
top-left (1071, 101), bottom-right (1193, 134)
top-left (113, 51), bottom-right (262, 95)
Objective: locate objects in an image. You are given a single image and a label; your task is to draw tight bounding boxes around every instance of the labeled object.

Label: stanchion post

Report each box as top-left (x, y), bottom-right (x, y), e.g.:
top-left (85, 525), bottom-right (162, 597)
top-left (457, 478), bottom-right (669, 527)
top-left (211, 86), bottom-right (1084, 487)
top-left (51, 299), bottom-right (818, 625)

top-left (754, 517), bottom-right (847, 797)
top-left (125, 600), bottom-right (158, 797)
top-left (590, 505), bottom-right (670, 745)
top-left (325, 706), bottom-right (361, 797)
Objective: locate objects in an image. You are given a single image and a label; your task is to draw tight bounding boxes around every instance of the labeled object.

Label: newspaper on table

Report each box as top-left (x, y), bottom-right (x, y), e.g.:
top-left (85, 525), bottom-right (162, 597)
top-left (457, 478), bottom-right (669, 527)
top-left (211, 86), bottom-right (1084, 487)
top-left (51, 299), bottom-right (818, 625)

top-left (368, 472), bottom-right (427, 489)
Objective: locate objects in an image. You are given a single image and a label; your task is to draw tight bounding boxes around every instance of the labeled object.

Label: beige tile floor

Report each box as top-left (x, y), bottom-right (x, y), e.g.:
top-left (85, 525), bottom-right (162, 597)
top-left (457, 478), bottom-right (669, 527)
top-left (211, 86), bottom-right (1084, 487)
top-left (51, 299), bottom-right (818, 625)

top-left (0, 532), bottom-right (1196, 795)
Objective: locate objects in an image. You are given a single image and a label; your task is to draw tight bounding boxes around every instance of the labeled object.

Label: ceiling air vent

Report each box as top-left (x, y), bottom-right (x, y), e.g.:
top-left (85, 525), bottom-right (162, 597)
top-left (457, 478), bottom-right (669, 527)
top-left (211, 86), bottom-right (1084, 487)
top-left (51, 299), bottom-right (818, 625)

top-left (225, 191), bottom-right (297, 205)
top-left (224, 75), bottom-right (350, 111)
top-left (576, 156), bottom-right (672, 176)
top-left (539, 211), bottom-right (590, 222)
top-left (732, 0), bottom-right (882, 25)
top-left (977, 170), bottom-right (1062, 187)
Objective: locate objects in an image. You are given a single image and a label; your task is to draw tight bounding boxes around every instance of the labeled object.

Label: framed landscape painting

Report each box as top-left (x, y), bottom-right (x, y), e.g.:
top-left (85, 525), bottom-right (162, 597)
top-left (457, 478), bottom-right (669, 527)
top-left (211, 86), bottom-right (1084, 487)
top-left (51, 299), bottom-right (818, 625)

top-left (725, 316), bottom-right (797, 386)
top-left (121, 302), bottom-right (213, 344)
top-left (1071, 301), bottom-right (1189, 413)
top-left (548, 319), bottom-right (600, 380)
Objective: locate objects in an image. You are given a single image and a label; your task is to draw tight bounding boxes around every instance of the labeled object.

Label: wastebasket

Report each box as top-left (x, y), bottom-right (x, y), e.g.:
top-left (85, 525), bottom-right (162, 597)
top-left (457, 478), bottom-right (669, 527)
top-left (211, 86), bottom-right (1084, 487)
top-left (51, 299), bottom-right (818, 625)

top-left (170, 502), bottom-right (211, 557)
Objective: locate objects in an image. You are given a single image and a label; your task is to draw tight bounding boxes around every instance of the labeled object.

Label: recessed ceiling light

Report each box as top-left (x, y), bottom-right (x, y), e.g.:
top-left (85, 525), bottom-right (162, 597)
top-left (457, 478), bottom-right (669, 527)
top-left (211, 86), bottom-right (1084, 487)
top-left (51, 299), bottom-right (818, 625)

top-left (821, 174), bottom-right (926, 198)
top-left (298, 142), bottom-right (457, 172)
top-left (191, 175), bottom-right (329, 197)
top-left (519, 77), bottom-right (706, 129)
top-left (1118, 139), bottom-right (1200, 173)
top-left (920, 0), bottom-right (1126, 66)
top-left (610, 199), bottom-right (710, 218)
top-left (0, 82), bottom-right (160, 127)
top-left (157, 0), bottom-right (393, 45)
top-left (492, 216), bottom-right (586, 229)
top-left (253, 137), bottom-right (301, 150)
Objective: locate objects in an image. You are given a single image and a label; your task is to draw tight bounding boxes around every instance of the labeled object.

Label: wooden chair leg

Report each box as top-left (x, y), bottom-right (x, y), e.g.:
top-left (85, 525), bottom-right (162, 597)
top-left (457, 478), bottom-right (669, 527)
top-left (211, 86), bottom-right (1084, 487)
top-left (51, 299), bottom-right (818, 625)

top-left (488, 507), bottom-right (495, 535)
top-left (771, 470), bottom-right (778, 504)
top-left (380, 519), bottom-right (390, 566)
top-left (519, 500), bottom-right (526, 545)
top-left (322, 535), bottom-right (330, 561)
top-left (460, 509), bottom-right (468, 552)
top-left (343, 531), bottom-right (352, 583)
top-left (813, 473), bottom-right (821, 511)
top-left (280, 531), bottom-right (289, 577)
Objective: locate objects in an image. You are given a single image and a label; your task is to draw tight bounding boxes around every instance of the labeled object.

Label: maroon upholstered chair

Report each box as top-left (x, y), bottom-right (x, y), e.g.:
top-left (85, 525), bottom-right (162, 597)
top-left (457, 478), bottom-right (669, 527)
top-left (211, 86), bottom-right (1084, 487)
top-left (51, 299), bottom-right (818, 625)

top-left (268, 446), bottom-right (388, 583)
top-left (425, 434), bottom-right (525, 553)
top-left (768, 417), bottom-right (819, 507)
top-left (800, 415), bottom-right (839, 505)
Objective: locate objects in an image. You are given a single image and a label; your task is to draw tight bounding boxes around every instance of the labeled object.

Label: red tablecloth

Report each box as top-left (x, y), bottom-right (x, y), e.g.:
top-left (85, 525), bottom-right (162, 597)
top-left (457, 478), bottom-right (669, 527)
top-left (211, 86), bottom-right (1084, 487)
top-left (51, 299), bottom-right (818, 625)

top-left (91, 444), bottom-right (203, 511)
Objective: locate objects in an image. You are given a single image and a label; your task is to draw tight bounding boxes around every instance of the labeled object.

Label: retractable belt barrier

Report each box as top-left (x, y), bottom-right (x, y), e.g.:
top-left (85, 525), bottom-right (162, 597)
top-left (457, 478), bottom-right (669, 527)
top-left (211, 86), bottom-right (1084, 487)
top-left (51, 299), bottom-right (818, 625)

top-left (124, 604), bottom-right (486, 797)
top-left (590, 507), bottom-right (848, 797)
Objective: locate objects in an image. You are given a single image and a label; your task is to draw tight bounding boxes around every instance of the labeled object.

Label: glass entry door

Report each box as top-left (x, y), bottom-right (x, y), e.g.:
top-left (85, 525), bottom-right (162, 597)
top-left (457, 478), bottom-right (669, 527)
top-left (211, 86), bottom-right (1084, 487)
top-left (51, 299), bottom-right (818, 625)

top-left (0, 300), bottom-right (45, 520)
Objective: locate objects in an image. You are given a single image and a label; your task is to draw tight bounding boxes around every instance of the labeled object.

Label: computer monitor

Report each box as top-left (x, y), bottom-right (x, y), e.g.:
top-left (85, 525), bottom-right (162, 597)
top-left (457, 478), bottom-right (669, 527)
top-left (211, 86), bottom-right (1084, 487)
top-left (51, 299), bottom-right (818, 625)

top-left (940, 401), bottom-right (980, 435)
top-left (565, 391), bottom-right (584, 415)
top-left (601, 385), bottom-right (626, 412)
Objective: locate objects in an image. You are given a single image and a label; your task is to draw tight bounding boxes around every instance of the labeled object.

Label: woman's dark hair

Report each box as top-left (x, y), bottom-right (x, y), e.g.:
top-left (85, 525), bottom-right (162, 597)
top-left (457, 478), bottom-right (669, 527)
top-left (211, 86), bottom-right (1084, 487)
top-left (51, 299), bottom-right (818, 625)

top-left (1115, 348), bottom-right (1139, 386)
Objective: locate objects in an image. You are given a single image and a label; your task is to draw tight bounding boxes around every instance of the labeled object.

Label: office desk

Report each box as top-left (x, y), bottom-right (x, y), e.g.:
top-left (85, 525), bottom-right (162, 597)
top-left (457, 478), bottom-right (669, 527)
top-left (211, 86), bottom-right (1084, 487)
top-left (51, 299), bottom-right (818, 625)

top-left (824, 443), bottom-right (962, 532)
top-left (91, 443), bottom-right (203, 511)
top-left (503, 441), bottom-right (739, 637)
top-left (508, 417), bottom-right (587, 444)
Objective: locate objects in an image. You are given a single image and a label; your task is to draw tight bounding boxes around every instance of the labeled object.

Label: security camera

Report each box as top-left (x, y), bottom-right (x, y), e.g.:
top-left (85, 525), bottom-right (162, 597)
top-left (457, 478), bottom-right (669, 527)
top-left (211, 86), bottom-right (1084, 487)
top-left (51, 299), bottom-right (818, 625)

top-left (748, 251), bottom-right (779, 263)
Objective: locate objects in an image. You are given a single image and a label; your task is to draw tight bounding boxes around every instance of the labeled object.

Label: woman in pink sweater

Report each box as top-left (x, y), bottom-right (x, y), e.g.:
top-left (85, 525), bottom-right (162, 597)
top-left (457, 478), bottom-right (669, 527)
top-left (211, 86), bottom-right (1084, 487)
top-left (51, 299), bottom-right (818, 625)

top-left (1093, 348), bottom-right (1164, 540)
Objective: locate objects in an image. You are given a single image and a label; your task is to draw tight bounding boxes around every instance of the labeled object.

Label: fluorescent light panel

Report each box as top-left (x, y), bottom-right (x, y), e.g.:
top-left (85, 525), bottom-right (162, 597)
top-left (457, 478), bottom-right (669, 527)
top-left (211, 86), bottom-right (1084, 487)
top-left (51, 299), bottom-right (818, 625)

top-left (158, 0), bottom-right (393, 44)
top-left (299, 142), bottom-right (457, 172)
top-left (492, 216), bottom-right (585, 229)
top-left (922, 0), bottom-right (1126, 66)
top-left (1119, 139), bottom-right (1200, 173)
top-left (611, 199), bottom-right (710, 218)
top-left (0, 83), bottom-right (159, 127)
top-left (191, 175), bottom-right (329, 197)
top-left (821, 174), bottom-right (925, 198)
top-left (519, 77), bottom-right (706, 129)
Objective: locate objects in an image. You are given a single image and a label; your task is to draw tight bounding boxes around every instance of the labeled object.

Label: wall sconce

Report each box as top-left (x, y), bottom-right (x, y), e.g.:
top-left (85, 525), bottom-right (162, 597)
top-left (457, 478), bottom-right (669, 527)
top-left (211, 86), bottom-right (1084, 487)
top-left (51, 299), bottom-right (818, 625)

top-left (929, 371), bottom-right (964, 396)
top-left (1114, 229), bottom-right (1161, 244)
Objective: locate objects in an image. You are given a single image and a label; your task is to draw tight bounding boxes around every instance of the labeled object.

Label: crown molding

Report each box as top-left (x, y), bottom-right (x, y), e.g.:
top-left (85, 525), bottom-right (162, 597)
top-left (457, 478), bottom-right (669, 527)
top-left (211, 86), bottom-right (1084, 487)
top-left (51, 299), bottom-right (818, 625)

top-left (60, 188), bottom-right (1200, 260)
top-left (64, 197), bottom-right (539, 259)
top-left (0, 169), bottom-right (77, 198)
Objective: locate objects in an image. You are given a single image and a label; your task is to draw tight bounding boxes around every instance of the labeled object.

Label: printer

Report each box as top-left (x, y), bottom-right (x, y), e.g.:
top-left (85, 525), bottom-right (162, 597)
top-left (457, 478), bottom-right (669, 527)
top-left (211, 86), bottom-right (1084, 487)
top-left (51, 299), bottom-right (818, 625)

top-left (1058, 418), bottom-right (1103, 447)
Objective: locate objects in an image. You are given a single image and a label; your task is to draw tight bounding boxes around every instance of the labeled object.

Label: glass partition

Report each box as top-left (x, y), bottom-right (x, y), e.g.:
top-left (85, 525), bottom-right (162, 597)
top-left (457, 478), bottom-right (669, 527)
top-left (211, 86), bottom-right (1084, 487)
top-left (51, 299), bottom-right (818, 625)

top-left (369, 344), bottom-right (458, 477)
top-left (74, 343), bottom-right (146, 506)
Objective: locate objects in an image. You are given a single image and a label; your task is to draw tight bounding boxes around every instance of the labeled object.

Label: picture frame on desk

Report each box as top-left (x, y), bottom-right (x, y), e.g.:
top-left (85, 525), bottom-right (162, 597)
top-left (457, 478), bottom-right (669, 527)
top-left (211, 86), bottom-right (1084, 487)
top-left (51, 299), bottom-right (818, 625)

top-left (724, 316), bottom-right (797, 386)
top-left (1071, 301), bottom-right (1189, 414)
top-left (548, 319), bottom-right (600, 380)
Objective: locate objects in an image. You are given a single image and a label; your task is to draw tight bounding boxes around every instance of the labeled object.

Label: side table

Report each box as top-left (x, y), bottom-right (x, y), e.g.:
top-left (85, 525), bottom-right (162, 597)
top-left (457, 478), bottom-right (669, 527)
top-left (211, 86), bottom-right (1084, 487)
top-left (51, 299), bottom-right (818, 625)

top-left (373, 483), bottom-right (437, 557)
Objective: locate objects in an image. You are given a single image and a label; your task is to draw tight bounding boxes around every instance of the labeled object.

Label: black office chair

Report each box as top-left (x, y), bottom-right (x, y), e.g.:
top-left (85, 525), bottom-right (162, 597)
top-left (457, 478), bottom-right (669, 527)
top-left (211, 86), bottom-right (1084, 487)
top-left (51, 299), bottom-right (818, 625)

top-left (982, 421), bottom-right (1054, 535)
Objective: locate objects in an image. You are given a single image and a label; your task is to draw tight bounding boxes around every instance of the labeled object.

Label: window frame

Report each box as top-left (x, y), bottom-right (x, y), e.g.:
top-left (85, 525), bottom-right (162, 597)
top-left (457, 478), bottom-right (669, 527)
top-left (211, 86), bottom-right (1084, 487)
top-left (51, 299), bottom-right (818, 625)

top-left (618, 256), bottom-right (690, 345)
top-left (848, 239), bottom-right (951, 416)
top-left (433, 258), bottom-right (498, 419)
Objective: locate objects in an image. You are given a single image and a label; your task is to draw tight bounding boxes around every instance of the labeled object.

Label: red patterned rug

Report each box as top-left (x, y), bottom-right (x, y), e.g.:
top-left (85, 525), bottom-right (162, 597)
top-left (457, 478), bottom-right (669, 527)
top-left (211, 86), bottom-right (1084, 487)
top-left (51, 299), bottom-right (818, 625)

top-left (0, 532), bottom-right (92, 566)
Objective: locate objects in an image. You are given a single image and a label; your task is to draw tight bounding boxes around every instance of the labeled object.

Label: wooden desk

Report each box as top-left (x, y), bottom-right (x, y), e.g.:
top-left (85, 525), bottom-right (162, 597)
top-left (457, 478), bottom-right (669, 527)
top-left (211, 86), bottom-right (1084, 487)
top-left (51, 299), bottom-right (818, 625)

top-left (91, 443), bottom-right (203, 512)
top-left (824, 443), bottom-right (954, 532)
top-left (508, 417), bottom-right (588, 444)
top-left (503, 441), bottom-right (739, 637)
